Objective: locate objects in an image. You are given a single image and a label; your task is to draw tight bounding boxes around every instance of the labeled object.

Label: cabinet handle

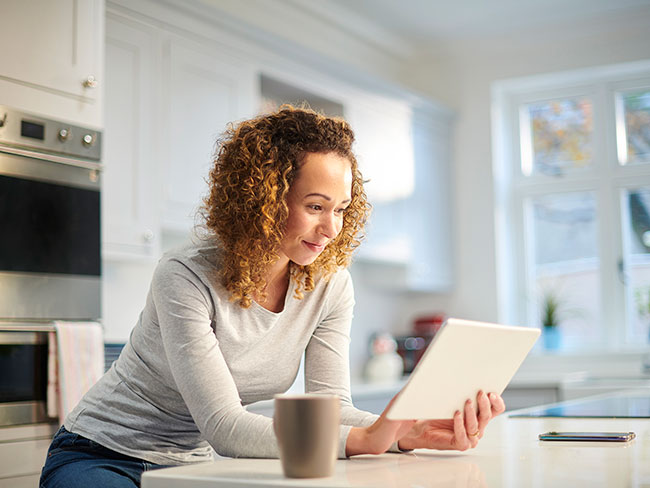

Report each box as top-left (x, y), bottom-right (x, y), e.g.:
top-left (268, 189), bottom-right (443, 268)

top-left (143, 229), bottom-right (155, 242)
top-left (82, 75), bottom-right (98, 88)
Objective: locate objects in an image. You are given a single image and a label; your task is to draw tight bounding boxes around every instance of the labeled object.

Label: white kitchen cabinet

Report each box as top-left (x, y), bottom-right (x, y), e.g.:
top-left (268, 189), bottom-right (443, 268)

top-left (501, 386), bottom-right (560, 410)
top-left (407, 105), bottom-right (454, 291)
top-left (347, 97), bottom-right (454, 291)
top-left (346, 96), bottom-right (415, 209)
top-left (102, 15), bottom-right (161, 260)
top-left (561, 377), bottom-right (650, 401)
top-left (0, 423), bottom-right (57, 487)
top-left (0, 0), bottom-right (104, 127)
top-left (103, 9), bottom-right (259, 254)
top-left (161, 37), bottom-right (258, 234)
top-left (0, 475), bottom-right (40, 488)
top-left (346, 96), bottom-right (415, 265)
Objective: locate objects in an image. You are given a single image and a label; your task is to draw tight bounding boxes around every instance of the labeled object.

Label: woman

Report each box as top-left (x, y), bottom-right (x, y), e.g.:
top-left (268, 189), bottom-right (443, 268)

top-left (40, 106), bottom-right (504, 487)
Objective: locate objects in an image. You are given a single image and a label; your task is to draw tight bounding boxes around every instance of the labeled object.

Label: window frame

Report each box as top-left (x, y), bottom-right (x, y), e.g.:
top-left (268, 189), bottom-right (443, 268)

top-left (493, 60), bottom-right (650, 352)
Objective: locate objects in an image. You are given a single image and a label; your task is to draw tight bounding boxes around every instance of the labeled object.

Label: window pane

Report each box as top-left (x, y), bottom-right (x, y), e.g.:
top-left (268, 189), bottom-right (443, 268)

top-left (526, 192), bottom-right (601, 347)
top-left (616, 90), bottom-right (650, 165)
top-left (520, 97), bottom-right (593, 177)
top-left (622, 188), bottom-right (650, 342)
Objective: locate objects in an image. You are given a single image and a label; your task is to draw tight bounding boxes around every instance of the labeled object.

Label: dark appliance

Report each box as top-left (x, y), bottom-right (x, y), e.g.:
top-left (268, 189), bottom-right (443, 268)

top-left (0, 105), bottom-right (102, 320)
top-left (0, 325), bottom-right (52, 426)
top-left (0, 106), bottom-right (102, 426)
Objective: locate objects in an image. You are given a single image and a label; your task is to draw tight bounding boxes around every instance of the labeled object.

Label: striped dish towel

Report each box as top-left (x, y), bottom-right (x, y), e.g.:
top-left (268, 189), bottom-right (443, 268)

top-left (47, 322), bottom-right (104, 424)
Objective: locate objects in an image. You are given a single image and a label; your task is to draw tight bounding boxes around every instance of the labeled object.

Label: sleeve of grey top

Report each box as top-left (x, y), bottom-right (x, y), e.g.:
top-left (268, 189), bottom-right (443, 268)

top-left (152, 259), bottom-right (280, 458)
top-left (304, 271), bottom-right (382, 456)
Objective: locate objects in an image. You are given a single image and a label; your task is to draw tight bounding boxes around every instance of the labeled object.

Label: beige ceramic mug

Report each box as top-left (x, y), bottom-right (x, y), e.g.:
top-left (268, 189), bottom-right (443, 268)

top-left (273, 394), bottom-right (340, 478)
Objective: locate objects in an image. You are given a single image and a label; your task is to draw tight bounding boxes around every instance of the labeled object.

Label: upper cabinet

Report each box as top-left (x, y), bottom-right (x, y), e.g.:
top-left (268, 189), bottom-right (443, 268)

top-left (347, 95), bottom-right (453, 291)
top-left (345, 95), bottom-right (416, 264)
top-left (0, 0), bottom-right (104, 126)
top-left (161, 37), bottom-right (258, 233)
top-left (407, 105), bottom-right (454, 291)
top-left (103, 15), bottom-right (160, 260)
top-left (102, 12), bottom-right (259, 258)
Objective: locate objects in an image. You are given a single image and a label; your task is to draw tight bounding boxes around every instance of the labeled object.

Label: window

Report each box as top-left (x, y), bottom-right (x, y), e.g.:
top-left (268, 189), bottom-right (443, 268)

top-left (493, 61), bottom-right (650, 351)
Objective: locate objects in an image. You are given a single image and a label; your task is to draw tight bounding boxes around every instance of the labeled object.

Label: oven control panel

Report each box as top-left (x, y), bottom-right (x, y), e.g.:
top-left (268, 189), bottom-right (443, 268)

top-left (0, 105), bottom-right (101, 161)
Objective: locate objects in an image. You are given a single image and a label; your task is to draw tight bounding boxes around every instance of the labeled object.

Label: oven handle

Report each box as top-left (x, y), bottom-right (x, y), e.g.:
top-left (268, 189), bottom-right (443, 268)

top-left (0, 143), bottom-right (103, 172)
top-left (0, 322), bottom-right (56, 332)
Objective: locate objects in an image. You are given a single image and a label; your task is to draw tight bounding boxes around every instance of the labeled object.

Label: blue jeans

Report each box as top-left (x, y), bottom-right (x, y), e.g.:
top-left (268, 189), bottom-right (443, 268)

top-left (39, 426), bottom-right (168, 488)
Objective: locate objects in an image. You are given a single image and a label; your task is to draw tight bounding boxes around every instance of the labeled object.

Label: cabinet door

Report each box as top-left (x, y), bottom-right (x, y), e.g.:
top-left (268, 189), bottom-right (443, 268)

top-left (0, 474), bottom-right (40, 488)
top-left (0, 423), bottom-right (57, 482)
top-left (346, 96), bottom-right (415, 264)
top-left (162, 37), bottom-right (258, 233)
top-left (407, 107), bottom-right (453, 291)
top-left (102, 16), bottom-right (160, 259)
top-left (346, 98), bottom-right (453, 291)
top-left (0, 437), bottom-right (51, 479)
top-left (0, 0), bottom-right (102, 101)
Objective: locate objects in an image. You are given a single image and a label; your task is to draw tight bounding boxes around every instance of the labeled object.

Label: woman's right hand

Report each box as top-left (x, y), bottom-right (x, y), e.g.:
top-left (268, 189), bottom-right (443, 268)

top-left (345, 395), bottom-right (416, 456)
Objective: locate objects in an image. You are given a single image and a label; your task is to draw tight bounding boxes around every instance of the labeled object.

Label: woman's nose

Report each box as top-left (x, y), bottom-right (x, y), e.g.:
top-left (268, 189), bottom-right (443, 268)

top-left (319, 211), bottom-right (340, 239)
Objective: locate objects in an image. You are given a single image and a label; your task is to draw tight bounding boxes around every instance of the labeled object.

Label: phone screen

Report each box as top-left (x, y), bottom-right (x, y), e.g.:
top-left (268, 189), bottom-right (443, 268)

top-left (539, 431), bottom-right (636, 442)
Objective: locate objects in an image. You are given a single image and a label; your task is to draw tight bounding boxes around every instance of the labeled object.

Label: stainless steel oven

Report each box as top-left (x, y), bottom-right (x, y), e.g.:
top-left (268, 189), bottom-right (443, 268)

top-left (0, 324), bottom-right (52, 426)
top-left (0, 105), bottom-right (102, 320)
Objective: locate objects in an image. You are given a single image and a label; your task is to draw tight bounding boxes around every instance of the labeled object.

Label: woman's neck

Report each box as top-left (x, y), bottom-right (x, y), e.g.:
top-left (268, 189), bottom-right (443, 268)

top-left (255, 259), bottom-right (291, 313)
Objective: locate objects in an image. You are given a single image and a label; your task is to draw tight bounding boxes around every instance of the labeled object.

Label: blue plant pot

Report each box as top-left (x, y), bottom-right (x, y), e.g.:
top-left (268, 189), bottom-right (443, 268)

top-left (543, 326), bottom-right (561, 350)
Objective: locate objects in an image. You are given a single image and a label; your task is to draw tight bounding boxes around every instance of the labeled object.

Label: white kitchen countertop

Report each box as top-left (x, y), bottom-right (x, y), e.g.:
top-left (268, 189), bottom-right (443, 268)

top-left (142, 389), bottom-right (650, 488)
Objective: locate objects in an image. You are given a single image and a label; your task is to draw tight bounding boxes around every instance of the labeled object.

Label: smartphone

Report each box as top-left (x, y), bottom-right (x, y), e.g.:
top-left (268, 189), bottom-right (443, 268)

top-left (539, 431), bottom-right (636, 442)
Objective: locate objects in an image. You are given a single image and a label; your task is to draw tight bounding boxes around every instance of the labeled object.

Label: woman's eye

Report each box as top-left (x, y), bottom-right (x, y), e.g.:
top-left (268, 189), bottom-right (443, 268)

top-left (336, 207), bottom-right (348, 215)
top-left (308, 204), bottom-right (322, 211)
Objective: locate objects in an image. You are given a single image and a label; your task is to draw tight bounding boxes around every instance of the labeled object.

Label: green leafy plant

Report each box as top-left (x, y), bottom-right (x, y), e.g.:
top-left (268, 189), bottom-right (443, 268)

top-left (540, 290), bottom-right (562, 328)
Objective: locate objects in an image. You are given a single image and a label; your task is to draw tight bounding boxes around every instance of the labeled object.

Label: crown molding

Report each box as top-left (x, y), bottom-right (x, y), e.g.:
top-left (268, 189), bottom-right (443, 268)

top-left (282, 0), bottom-right (414, 59)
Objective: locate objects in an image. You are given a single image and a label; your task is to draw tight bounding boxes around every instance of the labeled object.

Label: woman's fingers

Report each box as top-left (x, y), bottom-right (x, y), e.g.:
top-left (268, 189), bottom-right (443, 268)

top-left (449, 392), bottom-right (505, 453)
top-left (488, 392), bottom-right (506, 416)
top-left (463, 399), bottom-right (480, 448)
top-left (453, 410), bottom-right (471, 451)
top-left (476, 390), bottom-right (491, 436)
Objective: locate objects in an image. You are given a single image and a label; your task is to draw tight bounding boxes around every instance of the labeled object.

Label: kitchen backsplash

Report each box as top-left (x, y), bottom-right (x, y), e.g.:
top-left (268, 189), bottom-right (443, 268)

top-left (104, 342), bottom-right (126, 372)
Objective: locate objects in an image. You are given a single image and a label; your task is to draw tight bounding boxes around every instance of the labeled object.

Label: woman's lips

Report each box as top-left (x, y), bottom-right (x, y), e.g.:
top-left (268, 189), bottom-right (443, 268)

top-left (303, 241), bottom-right (326, 252)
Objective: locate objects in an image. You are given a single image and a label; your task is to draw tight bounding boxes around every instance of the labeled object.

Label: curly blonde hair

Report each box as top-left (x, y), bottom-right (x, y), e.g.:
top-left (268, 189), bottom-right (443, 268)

top-left (202, 106), bottom-right (370, 308)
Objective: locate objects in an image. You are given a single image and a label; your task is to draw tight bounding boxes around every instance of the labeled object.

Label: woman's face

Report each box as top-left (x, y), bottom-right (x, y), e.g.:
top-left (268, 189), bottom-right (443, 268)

top-left (279, 152), bottom-right (353, 267)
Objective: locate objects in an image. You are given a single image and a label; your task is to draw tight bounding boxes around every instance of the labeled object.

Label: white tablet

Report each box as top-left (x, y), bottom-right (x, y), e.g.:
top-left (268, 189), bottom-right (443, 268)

top-left (386, 318), bottom-right (540, 420)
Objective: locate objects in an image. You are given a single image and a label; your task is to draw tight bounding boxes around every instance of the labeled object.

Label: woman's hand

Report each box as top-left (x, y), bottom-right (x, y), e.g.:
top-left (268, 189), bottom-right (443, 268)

top-left (396, 391), bottom-right (505, 452)
top-left (346, 395), bottom-right (416, 456)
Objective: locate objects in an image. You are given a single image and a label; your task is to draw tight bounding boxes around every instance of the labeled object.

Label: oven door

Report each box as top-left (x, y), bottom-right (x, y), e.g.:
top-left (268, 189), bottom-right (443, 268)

top-left (0, 329), bottom-right (52, 426)
top-left (0, 149), bottom-right (101, 320)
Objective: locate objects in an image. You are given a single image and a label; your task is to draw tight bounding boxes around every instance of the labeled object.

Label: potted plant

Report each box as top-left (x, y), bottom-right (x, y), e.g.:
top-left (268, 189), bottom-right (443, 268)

top-left (540, 290), bottom-right (562, 350)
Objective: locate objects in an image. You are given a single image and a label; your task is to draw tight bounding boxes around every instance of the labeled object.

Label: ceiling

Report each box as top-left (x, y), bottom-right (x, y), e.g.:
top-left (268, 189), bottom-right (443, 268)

top-left (326, 0), bottom-right (650, 43)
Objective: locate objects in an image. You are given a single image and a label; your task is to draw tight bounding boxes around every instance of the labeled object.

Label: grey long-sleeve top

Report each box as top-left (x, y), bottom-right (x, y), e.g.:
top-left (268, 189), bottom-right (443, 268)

top-left (64, 242), bottom-right (378, 465)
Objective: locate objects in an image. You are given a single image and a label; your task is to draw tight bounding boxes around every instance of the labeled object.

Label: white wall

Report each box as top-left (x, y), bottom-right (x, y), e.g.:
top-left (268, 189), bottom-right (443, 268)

top-left (103, 260), bottom-right (156, 342)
